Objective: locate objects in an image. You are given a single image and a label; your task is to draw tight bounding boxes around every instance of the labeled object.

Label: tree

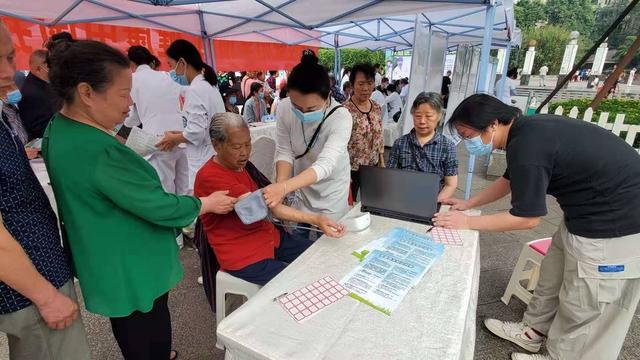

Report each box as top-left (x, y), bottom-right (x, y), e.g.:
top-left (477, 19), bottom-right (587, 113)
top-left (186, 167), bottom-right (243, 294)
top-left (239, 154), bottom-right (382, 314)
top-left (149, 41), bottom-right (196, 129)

top-left (511, 25), bottom-right (572, 74)
top-left (615, 36), bottom-right (640, 68)
top-left (592, 0), bottom-right (640, 48)
top-left (318, 48), bottom-right (385, 74)
top-left (514, 0), bottom-right (548, 29)
top-left (545, 0), bottom-right (595, 39)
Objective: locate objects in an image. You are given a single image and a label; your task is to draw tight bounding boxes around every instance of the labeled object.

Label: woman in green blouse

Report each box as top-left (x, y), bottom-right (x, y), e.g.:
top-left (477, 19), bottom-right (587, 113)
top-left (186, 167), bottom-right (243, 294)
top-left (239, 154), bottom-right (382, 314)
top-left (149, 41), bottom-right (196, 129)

top-left (42, 40), bottom-right (235, 360)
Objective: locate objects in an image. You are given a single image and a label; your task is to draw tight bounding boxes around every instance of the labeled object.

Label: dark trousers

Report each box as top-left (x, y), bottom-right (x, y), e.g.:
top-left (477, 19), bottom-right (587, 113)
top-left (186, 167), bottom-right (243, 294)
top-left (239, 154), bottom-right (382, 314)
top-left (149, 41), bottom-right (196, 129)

top-left (351, 170), bottom-right (361, 201)
top-left (227, 230), bottom-right (313, 286)
top-left (110, 293), bottom-right (171, 360)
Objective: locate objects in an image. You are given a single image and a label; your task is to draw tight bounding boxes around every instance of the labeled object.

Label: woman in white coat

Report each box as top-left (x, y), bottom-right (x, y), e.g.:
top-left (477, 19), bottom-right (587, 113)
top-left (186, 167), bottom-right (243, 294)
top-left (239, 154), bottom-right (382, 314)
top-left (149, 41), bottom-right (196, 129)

top-left (124, 45), bottom-right (189, 196)
top-left (157, 39), bottom-right (225, 193)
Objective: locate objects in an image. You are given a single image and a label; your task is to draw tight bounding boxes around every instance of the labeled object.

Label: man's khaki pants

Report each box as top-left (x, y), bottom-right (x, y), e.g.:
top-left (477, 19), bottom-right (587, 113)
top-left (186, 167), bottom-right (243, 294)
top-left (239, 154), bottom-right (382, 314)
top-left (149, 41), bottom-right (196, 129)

top-left (523, 222), bottom-right (640, 360)
top-left (0, 281), bottom-right (90, 360)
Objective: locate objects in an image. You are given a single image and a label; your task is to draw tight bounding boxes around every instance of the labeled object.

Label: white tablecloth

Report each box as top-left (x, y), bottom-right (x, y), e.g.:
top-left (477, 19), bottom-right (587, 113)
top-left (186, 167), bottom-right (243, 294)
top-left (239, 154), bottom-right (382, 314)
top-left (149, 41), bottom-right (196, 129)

top-left (217, 204), bottom-right (480, 360)
top-left (249, 122), bottom-right (277, 142)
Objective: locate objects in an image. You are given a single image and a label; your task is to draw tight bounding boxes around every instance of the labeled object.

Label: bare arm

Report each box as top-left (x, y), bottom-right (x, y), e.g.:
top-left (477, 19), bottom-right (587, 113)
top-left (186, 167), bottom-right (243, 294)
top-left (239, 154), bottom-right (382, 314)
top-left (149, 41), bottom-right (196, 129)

top-left (271, 204), bottom-right (345, 238)
top-left (0, 216), bottom-right (78, 329)
top-left (437, 175), bottom-right (457, 202)
top-left (434, 209), bottom-right (540, 231)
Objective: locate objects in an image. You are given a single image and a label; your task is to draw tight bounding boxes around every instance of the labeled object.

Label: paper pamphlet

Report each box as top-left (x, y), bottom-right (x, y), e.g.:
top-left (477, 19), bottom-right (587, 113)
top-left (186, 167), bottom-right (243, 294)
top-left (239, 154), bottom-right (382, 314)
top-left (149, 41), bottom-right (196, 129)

top-left (26, 138), bottom-right (42, 149)
top-left (343, 228), bottom-right (444, 315)
top-left (125, 127), bottom-right (159, 157)
top-left (277, 276), bottom-right (349, 323)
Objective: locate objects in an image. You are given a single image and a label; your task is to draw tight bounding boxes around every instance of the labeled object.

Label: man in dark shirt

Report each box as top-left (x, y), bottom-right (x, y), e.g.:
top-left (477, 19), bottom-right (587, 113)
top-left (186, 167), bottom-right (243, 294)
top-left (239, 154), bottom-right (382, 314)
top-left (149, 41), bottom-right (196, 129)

top-left (441, 70), bottom-right (451, 108)
top-left (435, 94), bottom-right (640, 360)
top-left (19, 49), bottom-right (60, 140)
top-left (0, 20), bottom-right (89, 359)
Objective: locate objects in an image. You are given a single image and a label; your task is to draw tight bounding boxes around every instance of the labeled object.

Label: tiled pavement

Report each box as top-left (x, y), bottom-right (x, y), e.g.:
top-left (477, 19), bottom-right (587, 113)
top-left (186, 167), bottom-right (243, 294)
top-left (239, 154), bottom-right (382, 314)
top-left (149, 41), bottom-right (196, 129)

top-left (1, 146), bottom-right (638, 359)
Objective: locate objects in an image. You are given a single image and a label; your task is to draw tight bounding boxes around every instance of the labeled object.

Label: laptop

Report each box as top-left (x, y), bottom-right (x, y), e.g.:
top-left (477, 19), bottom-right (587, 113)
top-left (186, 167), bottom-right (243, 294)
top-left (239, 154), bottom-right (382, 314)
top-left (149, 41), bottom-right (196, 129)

top-left (359, 166), bottom-right (441, 225)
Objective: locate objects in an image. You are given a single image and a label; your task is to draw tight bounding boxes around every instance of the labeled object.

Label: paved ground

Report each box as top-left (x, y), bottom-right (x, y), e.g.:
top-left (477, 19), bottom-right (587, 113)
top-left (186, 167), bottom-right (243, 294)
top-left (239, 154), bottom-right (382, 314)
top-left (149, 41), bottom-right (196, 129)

top-left (1, 146), bottom-right (639, 359)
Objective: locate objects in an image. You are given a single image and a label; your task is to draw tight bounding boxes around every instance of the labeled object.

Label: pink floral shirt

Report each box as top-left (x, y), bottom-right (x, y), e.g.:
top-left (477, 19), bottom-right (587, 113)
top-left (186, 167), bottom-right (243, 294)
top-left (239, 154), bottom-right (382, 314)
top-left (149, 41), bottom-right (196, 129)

top-left (345, 99), bottom-right (384, 171)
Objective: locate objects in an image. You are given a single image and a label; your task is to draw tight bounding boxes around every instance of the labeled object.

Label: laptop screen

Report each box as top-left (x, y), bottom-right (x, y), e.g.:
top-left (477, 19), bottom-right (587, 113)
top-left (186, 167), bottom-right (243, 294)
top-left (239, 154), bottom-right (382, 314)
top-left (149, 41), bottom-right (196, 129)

top-left (359, 166), bottom-right (441, 224)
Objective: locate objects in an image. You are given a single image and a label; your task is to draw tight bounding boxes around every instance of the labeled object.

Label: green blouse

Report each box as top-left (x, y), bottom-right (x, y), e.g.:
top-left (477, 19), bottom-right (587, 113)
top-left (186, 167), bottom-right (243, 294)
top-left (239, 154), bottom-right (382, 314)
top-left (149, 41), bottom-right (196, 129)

top-left (42, 114), bottom-right (201, 317)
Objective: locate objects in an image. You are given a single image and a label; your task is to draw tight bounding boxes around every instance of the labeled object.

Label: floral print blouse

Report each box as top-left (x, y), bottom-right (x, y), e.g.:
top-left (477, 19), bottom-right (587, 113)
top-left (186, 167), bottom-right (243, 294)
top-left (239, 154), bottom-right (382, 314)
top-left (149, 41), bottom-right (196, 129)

top-left (345, 99), bottom-right (384, 171)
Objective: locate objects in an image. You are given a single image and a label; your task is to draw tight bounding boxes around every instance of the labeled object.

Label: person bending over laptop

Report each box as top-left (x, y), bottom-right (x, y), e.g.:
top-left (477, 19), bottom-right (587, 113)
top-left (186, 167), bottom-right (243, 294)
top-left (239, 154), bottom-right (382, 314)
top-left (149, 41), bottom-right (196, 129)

top-left (195, 113), bottom-right (346, 285)
top-left (387, 92), bottom-right (458, 201)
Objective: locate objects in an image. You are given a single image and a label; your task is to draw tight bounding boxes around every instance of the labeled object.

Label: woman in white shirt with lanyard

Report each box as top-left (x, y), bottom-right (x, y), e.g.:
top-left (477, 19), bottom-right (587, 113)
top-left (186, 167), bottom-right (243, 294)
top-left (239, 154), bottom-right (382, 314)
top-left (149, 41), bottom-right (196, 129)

top-left (157, 39), bottom-right (225, 193)
top-left (262, 50), bottom-right (352, 238)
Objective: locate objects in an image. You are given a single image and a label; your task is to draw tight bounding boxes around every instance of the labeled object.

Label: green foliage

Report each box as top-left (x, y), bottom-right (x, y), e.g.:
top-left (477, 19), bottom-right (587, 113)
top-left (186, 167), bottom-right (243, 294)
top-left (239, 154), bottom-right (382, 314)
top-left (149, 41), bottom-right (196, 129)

top-left (549, 98), bottom-right (640, 125)
top-left (592, 0), bottom-right (640, 48)
top-left (318, 48), bottom-right (386, 74)
top-left (514, 0), bottom-right (548, 29)
top-left (614, 36), bottom-right (640, 68)
top-left (511, 26), bottom-right (572, 74)
top-left (544, 0), bottom-right (595, 39)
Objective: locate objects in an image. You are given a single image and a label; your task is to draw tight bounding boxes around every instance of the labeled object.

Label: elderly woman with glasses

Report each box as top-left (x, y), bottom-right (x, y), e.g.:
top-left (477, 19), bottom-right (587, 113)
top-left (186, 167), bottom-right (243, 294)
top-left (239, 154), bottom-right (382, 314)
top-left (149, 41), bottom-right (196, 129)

top-left (387, 92), bottom-right (458, 202)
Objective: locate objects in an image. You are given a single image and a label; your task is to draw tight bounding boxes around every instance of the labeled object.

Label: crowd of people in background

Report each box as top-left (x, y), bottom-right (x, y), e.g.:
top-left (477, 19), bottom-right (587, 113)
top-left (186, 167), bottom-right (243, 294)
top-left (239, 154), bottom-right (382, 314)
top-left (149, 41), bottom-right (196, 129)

top-left (0, 18), bottom-right (460, 360)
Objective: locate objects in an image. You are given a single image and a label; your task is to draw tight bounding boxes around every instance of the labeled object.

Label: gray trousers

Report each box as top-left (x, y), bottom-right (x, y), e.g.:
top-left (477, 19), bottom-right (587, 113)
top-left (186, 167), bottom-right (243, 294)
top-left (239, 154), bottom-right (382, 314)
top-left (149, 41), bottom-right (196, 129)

top-left (523, 222), bottom-right (640, 360)
top-left (0, 281), bottom-right (90, 360)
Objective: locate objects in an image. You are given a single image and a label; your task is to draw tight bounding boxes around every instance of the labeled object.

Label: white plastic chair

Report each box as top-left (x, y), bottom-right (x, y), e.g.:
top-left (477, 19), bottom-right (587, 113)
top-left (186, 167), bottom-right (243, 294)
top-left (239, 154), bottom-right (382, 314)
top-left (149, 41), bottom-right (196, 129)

top-left (215, 271), bottom-right (261, 349)
top-left (501, 238), bottom-right (552, 306)
top-left (250, 136), bottom-right (276, 182)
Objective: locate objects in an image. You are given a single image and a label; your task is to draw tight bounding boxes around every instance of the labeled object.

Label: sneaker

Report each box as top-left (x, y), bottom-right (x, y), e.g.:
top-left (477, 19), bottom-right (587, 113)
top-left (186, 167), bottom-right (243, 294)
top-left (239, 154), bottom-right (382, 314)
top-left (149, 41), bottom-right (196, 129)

top-left (484, 319), bottom-right (543, 353)
top-left (511, 353), bottom-right (551, 360)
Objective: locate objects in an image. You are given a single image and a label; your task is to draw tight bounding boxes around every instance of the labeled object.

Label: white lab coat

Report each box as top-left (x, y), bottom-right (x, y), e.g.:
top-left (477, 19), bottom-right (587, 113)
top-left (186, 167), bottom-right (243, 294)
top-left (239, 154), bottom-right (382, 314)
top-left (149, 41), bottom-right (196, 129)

top-left (392, 66), bottom-right (403, 81)
top-left (370, 90), bottom-right (388, 122)
top-left (124, 64), bottom-right (189, 195)
top-left (182, 74), bottom-right (225, 191)
top-left (385, 92), bottom-right (402, 119)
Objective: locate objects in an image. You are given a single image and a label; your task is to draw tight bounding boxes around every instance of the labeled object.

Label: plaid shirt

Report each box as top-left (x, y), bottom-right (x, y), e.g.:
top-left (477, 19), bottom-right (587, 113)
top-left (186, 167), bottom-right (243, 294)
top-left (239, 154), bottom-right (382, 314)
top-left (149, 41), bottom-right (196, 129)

top-left (388, 129), bottom-right (458, 181)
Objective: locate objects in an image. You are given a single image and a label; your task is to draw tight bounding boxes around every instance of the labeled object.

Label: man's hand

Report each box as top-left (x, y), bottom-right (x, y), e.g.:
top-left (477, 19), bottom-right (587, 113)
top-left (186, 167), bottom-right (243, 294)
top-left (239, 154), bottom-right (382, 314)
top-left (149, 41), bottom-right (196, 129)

top-left (25, 147), bottom-right (39, 160)
top-left (34, 287), bottom-right (79, 330)
top-left (156, 131), bottom-right (182, 151)
top-left (314, 215), bottom-right (346, 238)
top-left (262, 182), bottom-right (287, 208)
top-left (439, 197), bottom-right (471, 211)
top-left (432, 210), bottom-right (470, 229)
top-left (200, 190), bottom-right (237, 215)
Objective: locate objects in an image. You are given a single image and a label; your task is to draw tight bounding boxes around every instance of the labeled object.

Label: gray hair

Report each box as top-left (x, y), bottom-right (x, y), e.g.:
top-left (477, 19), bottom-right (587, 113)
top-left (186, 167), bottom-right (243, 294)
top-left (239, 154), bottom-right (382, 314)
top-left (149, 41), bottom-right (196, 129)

top-left (410, 92), bottom-right (443, 117)
top-left (209, 112), bottom-right (248, 144)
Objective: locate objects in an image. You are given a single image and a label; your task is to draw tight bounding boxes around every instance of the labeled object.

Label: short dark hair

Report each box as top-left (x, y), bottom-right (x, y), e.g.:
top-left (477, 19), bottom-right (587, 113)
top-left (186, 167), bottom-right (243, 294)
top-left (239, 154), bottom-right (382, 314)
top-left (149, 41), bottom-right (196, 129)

top-left (48, 40), bottom-right (129, 104)
top-left (507, 68), bottom-right (518, 79)
top-left (287, 49), bottom-right (330, 99)
top-left (279, 86), bottom-right (289, 99)
top-left (448, 94), bottom-right (521, 132)
top-left (386, 83), bottom-right (397, 92)
top-left (127, 45), bottom-right (154, 66)
top-left (250, 81), bottom-right (264, 96)
top-left (381, 77), bottom-right (389, 83)
top-left (342, 81), bottom-right (351, 91)
top-left (400, 78), bottom-right (409, 85)
top-left (411, 92), bottom-right (443, 115)
top-left (45, 32), bottom-right (74, 51)
top-left (349, 63), bottom-right (375, 85)
top-left (166, 39), bottom-right (218, 86)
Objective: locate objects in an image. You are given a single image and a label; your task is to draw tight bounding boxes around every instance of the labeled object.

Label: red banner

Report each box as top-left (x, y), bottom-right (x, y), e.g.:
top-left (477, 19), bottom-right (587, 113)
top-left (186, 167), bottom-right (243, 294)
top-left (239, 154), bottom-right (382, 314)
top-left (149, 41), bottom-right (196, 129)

top-left (2, 17), bottom-right (317, 72)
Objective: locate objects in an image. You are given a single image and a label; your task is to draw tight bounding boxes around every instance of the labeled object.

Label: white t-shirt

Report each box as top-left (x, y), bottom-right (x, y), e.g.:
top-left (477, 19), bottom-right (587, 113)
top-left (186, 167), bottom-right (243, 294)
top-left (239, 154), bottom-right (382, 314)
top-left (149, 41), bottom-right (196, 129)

top-left (539, 66), bottom-right (549, 76)
top-left (496, 77), bottom-right (518, 104)
top-left (375, 72), bottom-right (382, 87)
top-left (392, 66), bottom-right (403, 81)
top-left (275, 98), bottom-right (352, 221)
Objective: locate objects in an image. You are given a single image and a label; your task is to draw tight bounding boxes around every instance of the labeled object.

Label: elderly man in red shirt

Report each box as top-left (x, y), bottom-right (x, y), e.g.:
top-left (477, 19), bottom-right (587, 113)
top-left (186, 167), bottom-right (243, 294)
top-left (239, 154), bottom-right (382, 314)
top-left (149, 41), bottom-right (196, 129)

top-left (195, 113), bottom-right (345, 285)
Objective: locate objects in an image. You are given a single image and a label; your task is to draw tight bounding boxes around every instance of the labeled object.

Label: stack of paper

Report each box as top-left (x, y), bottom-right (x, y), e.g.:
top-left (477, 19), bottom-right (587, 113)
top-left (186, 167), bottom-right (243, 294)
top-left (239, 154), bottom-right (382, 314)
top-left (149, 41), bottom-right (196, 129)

top-left (341, 228), bottom-right (444, 315)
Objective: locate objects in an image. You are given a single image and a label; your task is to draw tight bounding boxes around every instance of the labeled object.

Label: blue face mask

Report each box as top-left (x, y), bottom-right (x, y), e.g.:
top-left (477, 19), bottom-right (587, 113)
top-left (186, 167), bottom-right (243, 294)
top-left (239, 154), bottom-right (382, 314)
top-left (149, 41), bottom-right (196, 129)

top-left (6, 89), bottom-right (22, 105)
top-left (258, 92), bottom-right (264, 99)
top-left (169, 60), bottom-right (189, 86)
top-left (464, 131), bottom-right (494, 156)
top-left (292, 107), bottom-right (325, 123)
top-left (229, 95), bottom-right (237, 105)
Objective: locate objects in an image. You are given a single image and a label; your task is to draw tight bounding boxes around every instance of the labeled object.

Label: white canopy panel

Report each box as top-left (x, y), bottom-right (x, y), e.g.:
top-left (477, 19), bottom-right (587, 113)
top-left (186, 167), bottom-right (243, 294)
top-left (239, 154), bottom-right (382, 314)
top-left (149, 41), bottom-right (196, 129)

top-left (0, 0), bottom-right (520, 49)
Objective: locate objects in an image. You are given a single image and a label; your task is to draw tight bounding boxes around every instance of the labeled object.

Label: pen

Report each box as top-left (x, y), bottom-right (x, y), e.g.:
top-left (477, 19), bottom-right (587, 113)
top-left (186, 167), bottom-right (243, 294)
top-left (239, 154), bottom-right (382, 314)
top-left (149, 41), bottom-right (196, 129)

top-left (273, 292), bottom-right (288, 302)
top-left (426, 225), bottom-right (434, 233)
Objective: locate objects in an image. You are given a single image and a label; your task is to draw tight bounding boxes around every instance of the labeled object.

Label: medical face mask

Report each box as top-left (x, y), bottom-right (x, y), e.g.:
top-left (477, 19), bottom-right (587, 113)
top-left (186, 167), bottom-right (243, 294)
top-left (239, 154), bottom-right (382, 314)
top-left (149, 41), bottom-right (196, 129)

top-left (464, 130), bottom-right (495, 156)
top-left (229, 95), bottom-right (237, 105)
top-left (169, 60), bottom-right (189, 86)
top-left (234, 189), bottom-right (270, 225)
top-left (258, 92), bottom-right (265, 99)
top-left (292, 106), bottom-right (325, 123)
top-left (5, 89), bottom-right (22, 105)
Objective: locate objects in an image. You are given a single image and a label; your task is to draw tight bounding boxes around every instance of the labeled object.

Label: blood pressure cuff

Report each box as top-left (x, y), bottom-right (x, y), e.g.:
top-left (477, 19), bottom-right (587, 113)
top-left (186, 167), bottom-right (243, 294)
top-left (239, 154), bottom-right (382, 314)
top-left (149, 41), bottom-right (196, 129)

top-left (234, 189), bottom-right (270, 225)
